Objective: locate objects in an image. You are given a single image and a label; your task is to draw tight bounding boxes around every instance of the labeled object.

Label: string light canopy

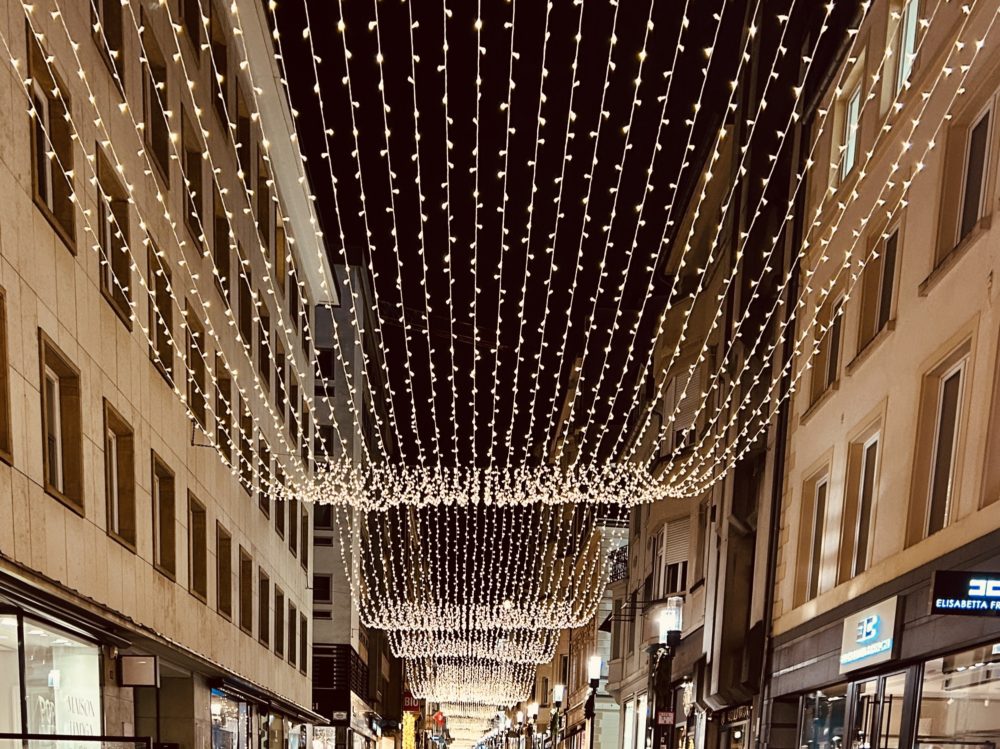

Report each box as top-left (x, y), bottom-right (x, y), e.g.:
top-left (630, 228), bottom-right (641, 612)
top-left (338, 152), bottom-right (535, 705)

top-left (9, 0), bottom-right (985, 717)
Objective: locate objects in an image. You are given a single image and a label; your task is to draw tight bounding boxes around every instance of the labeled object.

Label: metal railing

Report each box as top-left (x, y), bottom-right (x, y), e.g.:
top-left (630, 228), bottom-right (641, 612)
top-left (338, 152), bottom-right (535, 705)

top-left (608, 546), bottom-right (628, 583)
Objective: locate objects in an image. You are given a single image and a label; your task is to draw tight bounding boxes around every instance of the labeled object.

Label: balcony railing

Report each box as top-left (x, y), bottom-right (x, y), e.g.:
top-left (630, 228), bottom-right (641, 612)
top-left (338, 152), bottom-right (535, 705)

top-left (608, 545), bottom-right (628, 583)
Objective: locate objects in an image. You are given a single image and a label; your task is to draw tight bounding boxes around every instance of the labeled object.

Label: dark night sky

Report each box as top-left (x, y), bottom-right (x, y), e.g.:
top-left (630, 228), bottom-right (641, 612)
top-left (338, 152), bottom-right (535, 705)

top-left (269, 0), bottom-right (858, 469)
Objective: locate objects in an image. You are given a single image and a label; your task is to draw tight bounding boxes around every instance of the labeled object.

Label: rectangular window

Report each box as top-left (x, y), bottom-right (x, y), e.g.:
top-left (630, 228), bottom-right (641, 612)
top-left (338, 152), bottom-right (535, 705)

top-left (209, 2), bottom-right (229, 124)
top-left (238, 265), bottom-right (253, 351)
top-left (275, 341), bottom-right (286, 416)
top-left (103, 401), bottom-right (135, 547)
top-left (289, 377), bottom-right (300, 447)
top-left (853, 437), bottom-right (879, 576)
top-left (841, 83), bottom-right (862, 181)
top-left (180, 0), bottom-right (202, 53)
top-left (257, 152), bottom-right (273, 249)
top-left (141, 16), bottom-right (170, 184)
top-left (187, 305), bottom-right (207, 429)
top-left (239, 546), bottom-right (253, 634)
top-left (152, 453), bottom-right (176, 578)
top-left (288, 604), bottom-right (297, 666)
top-left (275, 476), bottom-right (286, 538)
top-left (215, 355), bottom-right (232, 462)
top-left (300, 294), bottom-right (310, 355)
top-left (927, 361), bottom-right (965, 535)
top-left (859, 229), bottom-right (898, 347)
top-left (841, 432), bottom-right (880, 584)
top-left (0, 293), bottom-right (10, 462)
top-left (239, 404), bottom-right (253, 494)
top-left (217, 522), bottom-right (232, 618)
top-left (149, 248), bottom-right (174, 382)
top-left (213, 188), bottom-right (231, 300)
top-left (810, 297), bottom-right (844, 403)
top-left (29, 36), bottom-right (76, 248)
top-left (300, 507), bottom-right (309, 571)
top-left (314, 504), bottom-right (332, 531)
top-left (958, 107), bottom-right (990, 243)
top-left (258, 569), bottom-right (270, 647)
top-left (288, 268), bottom-right (300, 336)
top-left (91, 0), bottom-right (125, 87)
top-left (894, 0), bottom-right (919, 95)
top-left (258, 438), bottom-right (271, 517)
top-left (188, 493), bottom-right (207, 601)
top-left (275, 219), bottom-right (288, 295)
top-left (236, 87), bottom-right (251, 179)
top-left (97, 151), bottom-right (131, 324)
top-left (274, 587), bottom-right (285, 657)
top-left (807, 478), bottom-right (829, 601)
top-left (313, 574), bottom-right (332, 604)
top-left (182, 112), bottom-right (204, 242)
top-left (299, 613), bottom-right (308, 674)
top-left (40, 333), bottom-right (83, 510)
top-left (288, 498), bottom-right (298, 557)
top-left (258, 308), bottom-right (271, 390)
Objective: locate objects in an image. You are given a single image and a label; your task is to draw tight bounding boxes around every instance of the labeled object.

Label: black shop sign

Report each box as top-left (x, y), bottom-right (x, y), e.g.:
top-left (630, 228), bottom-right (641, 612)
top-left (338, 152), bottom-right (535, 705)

top-left (931, 570), bottom-right (1000, 616)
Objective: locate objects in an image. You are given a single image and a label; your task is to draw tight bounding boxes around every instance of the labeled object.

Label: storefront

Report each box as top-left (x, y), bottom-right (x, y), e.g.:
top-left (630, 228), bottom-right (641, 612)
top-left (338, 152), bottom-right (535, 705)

top-left (210, 687), bottom-right (311, 749)
top-left (770, 560), bottom-right (1000, 749)
top-left (717, 706), bottom-right (750, 749)
top-left (0, 609), bottom-right (104, 736)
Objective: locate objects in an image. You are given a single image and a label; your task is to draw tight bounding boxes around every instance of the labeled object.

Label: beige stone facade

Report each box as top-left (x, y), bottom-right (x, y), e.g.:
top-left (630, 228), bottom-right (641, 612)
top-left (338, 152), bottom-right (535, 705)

top-left (0, 0), bottom-right (334, 726)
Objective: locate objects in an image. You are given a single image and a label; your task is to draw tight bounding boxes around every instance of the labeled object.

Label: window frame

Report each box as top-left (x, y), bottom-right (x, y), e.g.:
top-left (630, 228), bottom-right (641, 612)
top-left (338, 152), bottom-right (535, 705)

top-left (148, 247), bottom-right (174, 385)
top-left (140, 14), bottom-right (171, 187)
top-left (0, 290), bottom-right (11, 465)
top-left (188, 492), bottom-right (208, 602)
top-left (956, 103), bottom-right (992, 246)
top-left (840, 82), bottom-right (863, 182)
top-left (39, 331), bottom-right (84, 513)
top-left (924, 357), bottom-right (967, 536)
top-left (216, 521), bottom-right (233, 619)
top-left (97, 149), bottom-right (132, 328)
top-left (851, 433), bottom-right (880, 578)
top-left (238, 546), bottom-right (253, 635)
top-left (103, 400), bottom-right (136, 550)
top-left (91, 0), bottom-right (126, 92)
top-left (151, 451), bottom-right (177, 580)
top-left (806, 476), bottom-right (830, 601)
top-left (258, 568), bottom-right (270, 647)
top-left (892, 0), bottom-right (919, 97)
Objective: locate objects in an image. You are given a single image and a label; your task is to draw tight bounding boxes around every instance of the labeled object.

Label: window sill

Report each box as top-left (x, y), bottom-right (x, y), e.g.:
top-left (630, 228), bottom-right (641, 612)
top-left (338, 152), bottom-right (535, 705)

top-left (217, 608), bottom-right (233, 623)
top-left (189, 587), bottom-right (208, 605)
top-left (107, 528), bottom-right (137, 554)
top-left (0, 445), bottom-right (12, 468)
top-left (154, 564), bottom-right (177, 583)
top-left (33, 195), bottom-right (77, 256)
top-left (44, 483), bottom-right (85, 517)
top-left (846, 320), bottom-right (896, 376)
top-left (150, 354), bottom-right (175, 390)
top-left (101, 287), bottom-right (134, 331)
top-left (799, 380), bottom-right (840, 426)
top-left (920, 214), bottom-right (991, 297)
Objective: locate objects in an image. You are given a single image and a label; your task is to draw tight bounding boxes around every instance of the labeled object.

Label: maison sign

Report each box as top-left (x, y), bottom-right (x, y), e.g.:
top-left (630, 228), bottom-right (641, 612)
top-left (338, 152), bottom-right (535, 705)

top-left (931, 570), bottom-right (1000, 616)
top-left (839, 596), bottom-right (898, 673)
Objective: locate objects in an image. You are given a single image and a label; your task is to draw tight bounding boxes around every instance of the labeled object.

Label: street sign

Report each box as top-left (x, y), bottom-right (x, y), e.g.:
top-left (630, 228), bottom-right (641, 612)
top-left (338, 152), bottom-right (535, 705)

top-left (657, 711), bottom-right (674, 726)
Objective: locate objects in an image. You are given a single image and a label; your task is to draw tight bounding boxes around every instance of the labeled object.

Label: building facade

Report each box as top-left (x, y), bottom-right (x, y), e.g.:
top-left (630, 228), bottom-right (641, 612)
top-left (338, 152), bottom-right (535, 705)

top-left (0, 1), bottom-right (335, 748)
top-left (763, 0), bottom-right (1000, 747)
top-left (312, 266), bottom-right (401, 749)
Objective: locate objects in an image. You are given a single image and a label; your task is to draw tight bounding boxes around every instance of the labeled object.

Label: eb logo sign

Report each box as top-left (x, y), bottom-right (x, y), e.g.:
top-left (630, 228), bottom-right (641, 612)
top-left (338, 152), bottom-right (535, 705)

top-left (856, 615), bottom-right (880, 643)
top-left (968, 578), bottom-right (1000, 597)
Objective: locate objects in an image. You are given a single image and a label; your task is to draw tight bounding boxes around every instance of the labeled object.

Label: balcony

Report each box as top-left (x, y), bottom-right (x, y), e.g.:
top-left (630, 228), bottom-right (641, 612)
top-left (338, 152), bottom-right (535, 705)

top-left (608, 545), bottom-right (628, 583)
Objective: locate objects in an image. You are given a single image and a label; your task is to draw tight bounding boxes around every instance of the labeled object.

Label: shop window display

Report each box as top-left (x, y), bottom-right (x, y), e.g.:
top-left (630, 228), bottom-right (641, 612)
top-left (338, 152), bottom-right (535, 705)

top-left (0, 615), bottom-right (21, 732)
top-left (917, 645), bottom-right (1000, 749)
top-left (799, 684), bottom-right (847, 749)
top-left (211, 690), bottom-right (251, 749)
top-left (22, 619), bottom-right (101, 735)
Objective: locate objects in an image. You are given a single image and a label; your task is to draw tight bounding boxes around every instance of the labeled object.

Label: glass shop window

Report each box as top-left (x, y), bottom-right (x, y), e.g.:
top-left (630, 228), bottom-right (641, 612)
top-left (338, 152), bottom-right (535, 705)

top-left (916, 645), bottom-right (1000, 749)
top-left (798, 684), bottom-right (847, 749)
top-left (22, 619), bottom-right (102, 735)
top-left (211, 689), bottom-right (250, 749)
top-left (0, 614), bottom-right (21, 732)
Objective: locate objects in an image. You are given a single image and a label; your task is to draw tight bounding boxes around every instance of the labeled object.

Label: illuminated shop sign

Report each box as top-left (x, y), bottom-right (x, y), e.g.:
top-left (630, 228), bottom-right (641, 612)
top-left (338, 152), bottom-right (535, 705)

top-left (839, 596), bottom-right (898, 674)
top-left (931, 570), bottom-right (1000, 616)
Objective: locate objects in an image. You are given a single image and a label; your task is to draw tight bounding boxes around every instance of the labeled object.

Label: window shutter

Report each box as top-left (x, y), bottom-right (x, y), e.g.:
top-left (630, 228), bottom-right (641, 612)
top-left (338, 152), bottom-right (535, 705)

top-left (674, 365), bottom-right (702, 432)
top-left (665, 517), bottom-right (689, 565)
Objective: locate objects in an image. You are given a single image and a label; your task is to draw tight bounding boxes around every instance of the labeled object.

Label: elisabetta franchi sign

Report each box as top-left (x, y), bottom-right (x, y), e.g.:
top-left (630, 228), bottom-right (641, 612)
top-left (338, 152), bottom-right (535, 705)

top-left (839, 596), bottom-right (899, 674)
top-left (931, 570), bottom-right (1000, 616)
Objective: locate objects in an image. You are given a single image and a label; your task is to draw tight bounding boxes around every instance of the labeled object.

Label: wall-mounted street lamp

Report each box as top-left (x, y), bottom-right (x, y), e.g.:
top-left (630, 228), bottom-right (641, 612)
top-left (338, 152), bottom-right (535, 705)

top-left (585, 655), bottom-right (603, 749)
top-left (551, 684), bottom-right (565, 749)
top-left (648, 596), bottom-right (684, 749)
